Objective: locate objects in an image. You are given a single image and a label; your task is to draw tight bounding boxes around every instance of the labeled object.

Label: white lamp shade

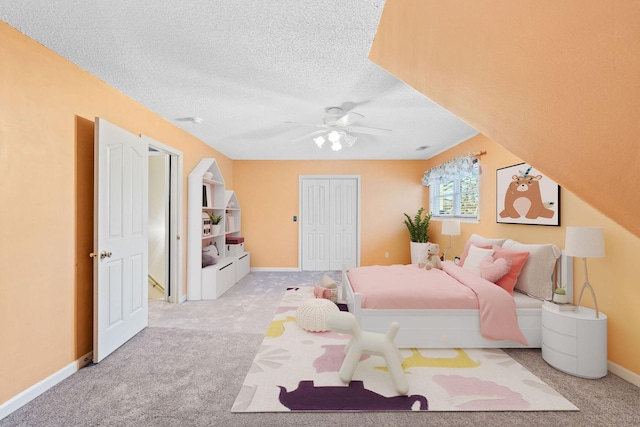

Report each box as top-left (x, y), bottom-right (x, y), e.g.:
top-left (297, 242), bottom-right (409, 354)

top-left (565, 226), bottom-right (605, 258)
top-left (441, 220), bottom-right (461, 236)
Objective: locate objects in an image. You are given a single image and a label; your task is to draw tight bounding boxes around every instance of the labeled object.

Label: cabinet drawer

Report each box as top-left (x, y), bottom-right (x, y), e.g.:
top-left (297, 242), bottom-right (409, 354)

top-left (236, 252), bottom-right (250, 281)
top-left (542, 309), bottom-right (577, 335)
top-left (542, 343), bottom-right (578, 374)
top-left (542, 326), bottom-right (577, 356)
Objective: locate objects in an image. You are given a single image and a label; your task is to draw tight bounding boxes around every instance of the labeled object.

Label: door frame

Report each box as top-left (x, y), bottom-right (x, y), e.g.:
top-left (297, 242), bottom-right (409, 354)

top-left (298, 175), bottom-right (361, 270)
top-left (142, 136), bottom-right (184, 303)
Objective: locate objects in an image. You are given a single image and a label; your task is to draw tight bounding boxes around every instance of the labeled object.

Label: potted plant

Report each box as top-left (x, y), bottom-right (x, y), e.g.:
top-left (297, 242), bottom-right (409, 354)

top-left (209, 213), bottom-right (223, 235)
top-left (553, 287), bottom-right (569, 304)
top-left (403, 207), bottom-right (432, 263)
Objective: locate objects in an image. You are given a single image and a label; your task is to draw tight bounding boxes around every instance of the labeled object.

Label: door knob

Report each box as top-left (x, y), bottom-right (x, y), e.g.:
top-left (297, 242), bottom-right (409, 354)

top-left (89, 251), bottom-right (112, 259)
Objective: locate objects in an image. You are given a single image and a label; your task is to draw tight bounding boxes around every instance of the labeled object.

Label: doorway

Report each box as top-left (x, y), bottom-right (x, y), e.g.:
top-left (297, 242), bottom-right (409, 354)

top-left (300, 175), bottom-right (360, 271)
top-left (145, 137), bottom-right (183, 303)
top-left (148, 151), bottom-right (169, 300)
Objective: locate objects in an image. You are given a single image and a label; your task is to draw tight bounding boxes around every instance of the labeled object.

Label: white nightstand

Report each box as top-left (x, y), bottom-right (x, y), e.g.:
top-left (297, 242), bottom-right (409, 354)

top-left (541, 303), bottom-right (608, 379)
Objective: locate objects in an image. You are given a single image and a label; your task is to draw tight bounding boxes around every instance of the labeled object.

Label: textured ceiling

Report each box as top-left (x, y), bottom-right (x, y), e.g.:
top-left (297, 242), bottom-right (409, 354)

top-left (0, 0), bottom-right (477, 160)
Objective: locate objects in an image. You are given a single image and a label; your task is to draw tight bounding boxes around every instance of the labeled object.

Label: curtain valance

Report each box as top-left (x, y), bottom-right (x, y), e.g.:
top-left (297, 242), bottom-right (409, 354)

top-left (422, 154), bottom-right (476, 187)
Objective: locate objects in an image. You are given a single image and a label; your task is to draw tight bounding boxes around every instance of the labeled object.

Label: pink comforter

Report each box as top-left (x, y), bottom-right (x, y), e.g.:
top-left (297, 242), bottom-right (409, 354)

top-left (347, 262), bottom-right (528, 345)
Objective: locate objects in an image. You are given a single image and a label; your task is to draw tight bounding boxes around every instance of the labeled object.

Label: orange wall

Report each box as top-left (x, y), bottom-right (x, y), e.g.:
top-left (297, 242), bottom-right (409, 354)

top-left (369, 0), bottom-right (640, 239)
top-left (232, 160), bottom-right (428, 267)
top-left (0, 22), bottom-right (230, 404)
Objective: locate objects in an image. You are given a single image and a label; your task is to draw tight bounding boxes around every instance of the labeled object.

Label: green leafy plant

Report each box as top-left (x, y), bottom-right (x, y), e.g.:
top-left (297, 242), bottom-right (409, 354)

top-left (209, 213), bottom-right (223, 225)
top-left (403, 207), bottom-right (432, 243)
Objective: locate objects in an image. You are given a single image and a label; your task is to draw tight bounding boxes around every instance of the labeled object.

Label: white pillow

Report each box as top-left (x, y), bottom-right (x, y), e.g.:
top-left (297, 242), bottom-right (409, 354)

top-left (469, 234), bottom-right (508, 247)
top-left (462, 245), bottom-right (495, 276)
top-left (502, 239), bottom-right (561, 300)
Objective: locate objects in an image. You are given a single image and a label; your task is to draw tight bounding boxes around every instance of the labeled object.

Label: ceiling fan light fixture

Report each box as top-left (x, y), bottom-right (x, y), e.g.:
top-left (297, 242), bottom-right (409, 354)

top-left (313, 136), bottom-right (325, 148)
top-left (327, 130), bottom-right (341, 143)
top-left (331, 141), bottom-right (343, 151)
top-left (342, 132), bottom-right (357, 147)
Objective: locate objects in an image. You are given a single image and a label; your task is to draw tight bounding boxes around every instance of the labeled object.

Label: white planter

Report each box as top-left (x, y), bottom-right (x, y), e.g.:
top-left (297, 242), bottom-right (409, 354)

top-left (553, 293), bottom-right (569, 304)
top-left (410, 242), bottom-right (429, 264)
top-left (212, 224), bottom-right (222, 235)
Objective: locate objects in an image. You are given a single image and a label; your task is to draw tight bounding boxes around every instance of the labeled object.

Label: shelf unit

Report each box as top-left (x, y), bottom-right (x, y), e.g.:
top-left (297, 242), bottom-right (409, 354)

top-left (225, 190), bottom-right (250, 282)
top-left (187, 159), bottom-right (249, 300)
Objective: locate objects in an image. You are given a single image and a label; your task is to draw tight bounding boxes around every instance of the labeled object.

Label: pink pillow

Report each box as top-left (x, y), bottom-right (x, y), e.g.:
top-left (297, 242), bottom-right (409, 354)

top-left (479, 255), bottom-right (512, 283)
top-left (459, 241), bottom-right (493, 266)
top-left (492, 245), bottom-right (530, 294)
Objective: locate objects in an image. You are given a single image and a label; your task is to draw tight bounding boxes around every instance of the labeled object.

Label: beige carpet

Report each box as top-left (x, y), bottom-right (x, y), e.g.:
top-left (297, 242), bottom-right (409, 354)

top-left (1, 271), bottom-right (637, 426)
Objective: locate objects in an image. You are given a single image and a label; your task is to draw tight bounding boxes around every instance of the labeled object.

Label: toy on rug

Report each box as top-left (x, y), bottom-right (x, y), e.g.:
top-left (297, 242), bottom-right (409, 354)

top-left (325, 311), bottom-right (408, 395)
top-left (421, 242), bottom-right (442, 270)
top-left (313, 274), bottom-right (339, 302)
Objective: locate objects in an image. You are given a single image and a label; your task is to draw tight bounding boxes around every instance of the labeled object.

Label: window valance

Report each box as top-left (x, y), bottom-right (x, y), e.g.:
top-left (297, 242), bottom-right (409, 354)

top-left (422, 154), bottom-right (476, 187)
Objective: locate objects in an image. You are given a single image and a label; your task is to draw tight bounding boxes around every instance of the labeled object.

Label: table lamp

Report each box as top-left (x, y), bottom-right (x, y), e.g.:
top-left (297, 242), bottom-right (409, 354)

top-left (564, 226), bottom-right (605, 318)
top-left (441, 220), bottom-right (461, 261)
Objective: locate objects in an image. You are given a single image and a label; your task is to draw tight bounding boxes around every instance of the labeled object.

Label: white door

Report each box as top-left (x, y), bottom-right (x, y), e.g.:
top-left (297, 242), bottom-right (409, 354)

top-left (329, 179), bottom-right (357, 270)
top-left (301, 177), bottom-right (358, 271)
top-left (93, 118), bottom-right (149, 363)
top-left (301, 179), bottom-right (330, 271)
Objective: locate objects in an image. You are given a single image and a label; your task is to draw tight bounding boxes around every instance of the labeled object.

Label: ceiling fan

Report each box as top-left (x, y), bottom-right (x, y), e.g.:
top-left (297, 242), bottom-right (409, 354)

top-left (285, 107), bottom-right (392, 151)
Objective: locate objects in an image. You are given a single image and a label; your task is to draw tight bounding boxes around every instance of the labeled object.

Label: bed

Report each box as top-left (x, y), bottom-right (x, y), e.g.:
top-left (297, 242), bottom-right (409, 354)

top-left (341, 234), bottom-right (573, 349)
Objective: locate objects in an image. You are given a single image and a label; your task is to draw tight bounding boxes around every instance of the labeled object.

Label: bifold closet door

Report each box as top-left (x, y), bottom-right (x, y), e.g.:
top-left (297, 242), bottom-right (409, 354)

top-left (329, 179), bottom-right (357, 270)
top-left (301, 178), bottom-right (357, 271)
top-left (301, 179), bottom-right (330, 270)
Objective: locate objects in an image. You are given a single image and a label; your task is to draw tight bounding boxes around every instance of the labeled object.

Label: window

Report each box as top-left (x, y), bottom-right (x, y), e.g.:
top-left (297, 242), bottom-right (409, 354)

top-left (423, 156), bottom-right (480, 220)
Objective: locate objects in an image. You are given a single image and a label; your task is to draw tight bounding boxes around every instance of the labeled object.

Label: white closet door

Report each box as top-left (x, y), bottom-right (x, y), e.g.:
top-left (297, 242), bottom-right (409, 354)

top-left (301, 177), bottom-right (358, 271)
top-left (301, 179), bottom-right (331, 271)
top-left (330, 179), bottom-right (357, 270)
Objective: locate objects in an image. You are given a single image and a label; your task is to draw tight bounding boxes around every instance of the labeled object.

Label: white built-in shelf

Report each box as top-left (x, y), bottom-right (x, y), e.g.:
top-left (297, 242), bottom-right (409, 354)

top-left (187, 159), bottom-right (250, 300)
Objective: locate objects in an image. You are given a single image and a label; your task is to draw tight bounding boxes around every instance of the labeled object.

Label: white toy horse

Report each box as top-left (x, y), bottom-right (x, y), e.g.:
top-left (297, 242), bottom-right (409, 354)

top-left (325, 311), bottom-right (408, 395)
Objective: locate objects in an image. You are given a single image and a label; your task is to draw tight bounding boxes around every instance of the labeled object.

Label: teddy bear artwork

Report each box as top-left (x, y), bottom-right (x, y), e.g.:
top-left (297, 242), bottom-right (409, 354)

top-left (419, 242), bottom-right (441, 270)
top-left (500, 174), bottom-right (554, 220)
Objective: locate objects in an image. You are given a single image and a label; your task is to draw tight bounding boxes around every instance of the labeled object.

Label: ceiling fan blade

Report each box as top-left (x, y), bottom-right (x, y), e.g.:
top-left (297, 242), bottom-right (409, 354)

top-left (335, 112), bottom-right (364, 127)
top-left (345, 125), bottom-right (392, 136)
top-left (291, 129), bottom-right (327, 143)
top-left (284, 121), bottom-right (329, 129)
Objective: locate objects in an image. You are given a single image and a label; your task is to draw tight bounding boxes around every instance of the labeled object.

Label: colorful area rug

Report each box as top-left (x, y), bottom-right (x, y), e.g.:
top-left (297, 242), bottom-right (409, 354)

top-left (232, 287), bottom-right (578, 412)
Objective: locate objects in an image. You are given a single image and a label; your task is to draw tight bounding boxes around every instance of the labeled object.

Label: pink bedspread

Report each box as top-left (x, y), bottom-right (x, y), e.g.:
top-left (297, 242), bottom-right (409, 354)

top-left (347, 262), bottom-right (528, 345)
top-left (347, 264), bottom-right (478, 309)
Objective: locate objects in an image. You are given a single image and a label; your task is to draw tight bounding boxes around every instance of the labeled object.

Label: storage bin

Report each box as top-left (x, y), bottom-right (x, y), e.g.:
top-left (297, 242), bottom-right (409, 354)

top-left (227, 242), bottom-right (244, 256)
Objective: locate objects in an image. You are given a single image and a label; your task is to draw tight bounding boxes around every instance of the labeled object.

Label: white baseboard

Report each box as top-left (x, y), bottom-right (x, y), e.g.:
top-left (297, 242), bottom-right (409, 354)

top-left (250, 267), bottom-right (301, 272)
top-left (608, 360), bottom-right (640, 387)
top-left (0, 351), bottom-right (93, 421)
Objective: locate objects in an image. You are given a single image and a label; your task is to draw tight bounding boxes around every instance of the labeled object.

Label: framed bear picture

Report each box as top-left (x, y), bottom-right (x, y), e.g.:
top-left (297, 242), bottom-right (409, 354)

top-left (496, 163), bottom-right (560, 226)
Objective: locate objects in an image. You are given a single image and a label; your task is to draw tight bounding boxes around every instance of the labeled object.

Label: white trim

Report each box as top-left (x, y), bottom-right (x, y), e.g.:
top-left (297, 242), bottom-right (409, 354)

top-left (0, 352), bottom-right (93, 421)
top-left (608, 360), bottom-right (640, 387)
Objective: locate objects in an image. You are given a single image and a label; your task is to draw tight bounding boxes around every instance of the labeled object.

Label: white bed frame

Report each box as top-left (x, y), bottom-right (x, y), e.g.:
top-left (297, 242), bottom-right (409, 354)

top-left (341, 252), bottom-right (573, 349)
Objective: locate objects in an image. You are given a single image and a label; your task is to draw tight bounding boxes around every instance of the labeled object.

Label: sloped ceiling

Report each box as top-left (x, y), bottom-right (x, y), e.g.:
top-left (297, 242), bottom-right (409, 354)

top-left (369, 0), bottom-right (640, 237)
top-left (0, 0), bottom-right (477, 160)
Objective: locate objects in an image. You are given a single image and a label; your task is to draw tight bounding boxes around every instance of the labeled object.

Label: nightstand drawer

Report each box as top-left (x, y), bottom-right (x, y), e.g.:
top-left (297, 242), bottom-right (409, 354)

top-left (542, 326), bottom-right (577, 356)
top-left (542, 343), bottom-right (577, 374)
top-left (542, 309), bottom-right (577, 335)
